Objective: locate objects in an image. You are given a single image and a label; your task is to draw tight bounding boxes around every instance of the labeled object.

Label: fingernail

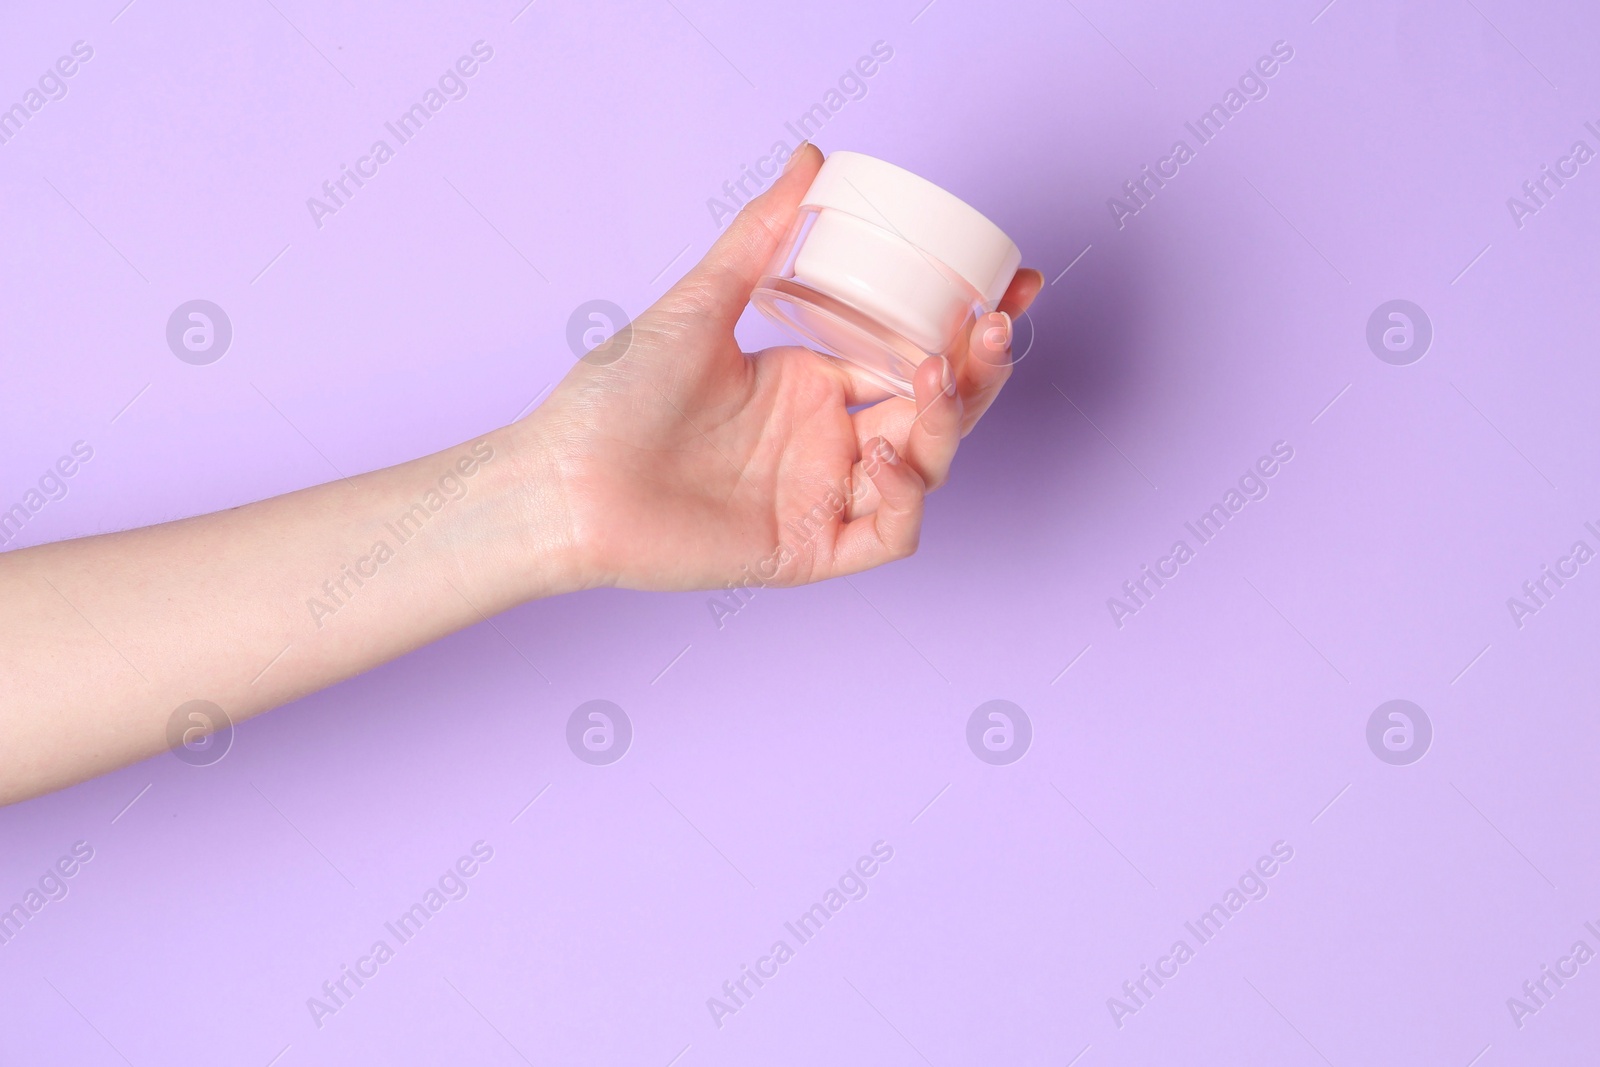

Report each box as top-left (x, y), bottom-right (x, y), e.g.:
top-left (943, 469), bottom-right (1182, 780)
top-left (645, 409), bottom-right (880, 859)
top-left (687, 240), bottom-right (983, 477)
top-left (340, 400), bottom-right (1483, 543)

top-left (979, 311), bottom-right (1011, 357)
top-left (939, 356), bottom-right (956, 396)
top-left (783, 142), bottom-right (810, 174)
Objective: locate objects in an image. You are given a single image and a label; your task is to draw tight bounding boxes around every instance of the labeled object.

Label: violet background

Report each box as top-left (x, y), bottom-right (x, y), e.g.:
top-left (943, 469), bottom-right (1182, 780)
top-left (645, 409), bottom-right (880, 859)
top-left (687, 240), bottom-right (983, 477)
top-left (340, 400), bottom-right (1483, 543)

top-left (2, 0), bottom-right (1598, 1063)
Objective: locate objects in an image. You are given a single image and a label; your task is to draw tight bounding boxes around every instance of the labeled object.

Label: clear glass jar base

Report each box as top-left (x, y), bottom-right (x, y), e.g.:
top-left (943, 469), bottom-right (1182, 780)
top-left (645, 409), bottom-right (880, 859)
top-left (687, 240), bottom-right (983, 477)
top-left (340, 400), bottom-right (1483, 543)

top-left (751, 277), bottom-right (935, 399)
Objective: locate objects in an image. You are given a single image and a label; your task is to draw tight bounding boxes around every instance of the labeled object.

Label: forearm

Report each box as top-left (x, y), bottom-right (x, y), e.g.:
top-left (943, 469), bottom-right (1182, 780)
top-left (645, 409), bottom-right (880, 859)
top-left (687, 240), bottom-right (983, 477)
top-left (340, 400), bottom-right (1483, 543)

top-left (0, 420), bottom-right (578, 804)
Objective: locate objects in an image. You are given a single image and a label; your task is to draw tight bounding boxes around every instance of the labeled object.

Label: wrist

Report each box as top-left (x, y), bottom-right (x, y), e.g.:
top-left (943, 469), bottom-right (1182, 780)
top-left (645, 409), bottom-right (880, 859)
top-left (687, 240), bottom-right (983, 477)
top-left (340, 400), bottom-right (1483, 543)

top-left (479, 415), bottom-right (596, 602)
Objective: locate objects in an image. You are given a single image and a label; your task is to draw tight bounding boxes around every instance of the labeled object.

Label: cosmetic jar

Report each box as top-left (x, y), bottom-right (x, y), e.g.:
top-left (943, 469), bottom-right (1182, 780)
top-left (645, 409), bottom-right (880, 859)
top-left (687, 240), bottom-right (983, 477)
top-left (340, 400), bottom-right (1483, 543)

top-left (751, 151), bottom-right (1022, 398)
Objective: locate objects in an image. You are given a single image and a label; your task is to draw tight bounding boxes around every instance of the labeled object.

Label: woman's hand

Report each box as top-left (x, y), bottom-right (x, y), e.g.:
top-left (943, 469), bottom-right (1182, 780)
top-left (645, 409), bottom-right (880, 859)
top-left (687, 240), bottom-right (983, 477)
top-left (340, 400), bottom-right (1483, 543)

top-left (515, 144), bottom-right (1044, 593)
top-left (0, 143), bottom-right (1039, 803)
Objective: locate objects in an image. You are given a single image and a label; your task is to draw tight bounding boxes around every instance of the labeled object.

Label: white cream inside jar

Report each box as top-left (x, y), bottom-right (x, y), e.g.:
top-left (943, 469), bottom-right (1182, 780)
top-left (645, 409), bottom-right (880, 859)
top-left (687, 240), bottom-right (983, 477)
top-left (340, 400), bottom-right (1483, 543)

top-left (751, 151), bottom-right (1022, 397)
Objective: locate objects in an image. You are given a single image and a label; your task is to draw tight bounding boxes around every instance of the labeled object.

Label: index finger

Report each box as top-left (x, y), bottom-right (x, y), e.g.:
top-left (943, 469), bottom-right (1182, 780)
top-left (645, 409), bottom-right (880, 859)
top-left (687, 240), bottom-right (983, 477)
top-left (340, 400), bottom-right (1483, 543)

top-left (958, 267), bottom-right (1043, 434)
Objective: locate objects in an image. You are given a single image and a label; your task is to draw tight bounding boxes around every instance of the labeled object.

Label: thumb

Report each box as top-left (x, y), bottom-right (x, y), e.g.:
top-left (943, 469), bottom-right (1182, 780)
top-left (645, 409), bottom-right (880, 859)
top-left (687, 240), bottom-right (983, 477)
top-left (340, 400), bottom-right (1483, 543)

top-left (662, 143), bottom-right (823, 329)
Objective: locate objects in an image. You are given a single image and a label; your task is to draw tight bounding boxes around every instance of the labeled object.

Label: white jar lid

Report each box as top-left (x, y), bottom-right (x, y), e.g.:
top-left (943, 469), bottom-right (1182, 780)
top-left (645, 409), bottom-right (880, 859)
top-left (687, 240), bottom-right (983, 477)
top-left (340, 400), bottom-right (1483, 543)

top-left (798, 151), bottom-right (1022, 309)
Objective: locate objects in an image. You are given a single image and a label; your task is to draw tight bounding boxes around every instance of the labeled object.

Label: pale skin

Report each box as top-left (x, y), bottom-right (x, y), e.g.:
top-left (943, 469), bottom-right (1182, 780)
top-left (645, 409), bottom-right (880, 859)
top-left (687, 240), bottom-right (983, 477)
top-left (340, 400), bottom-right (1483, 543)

top-left (0, 145), bottom-right (1044, 805)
